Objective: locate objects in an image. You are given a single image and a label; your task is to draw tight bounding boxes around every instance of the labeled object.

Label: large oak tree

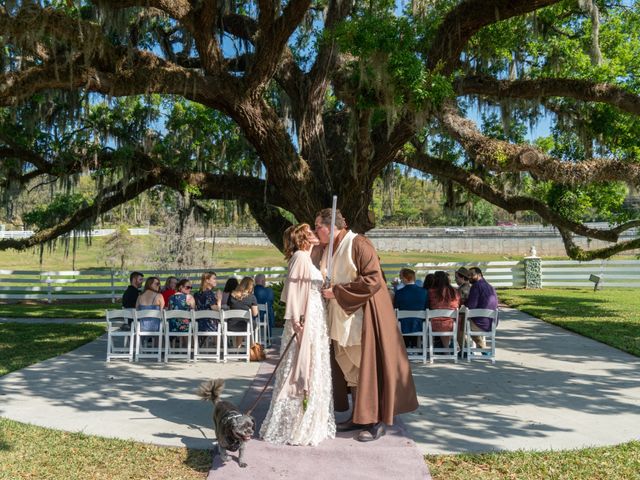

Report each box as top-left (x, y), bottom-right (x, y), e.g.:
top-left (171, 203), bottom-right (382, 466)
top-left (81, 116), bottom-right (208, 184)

top-left (1, 0), bottom-right (640, 258)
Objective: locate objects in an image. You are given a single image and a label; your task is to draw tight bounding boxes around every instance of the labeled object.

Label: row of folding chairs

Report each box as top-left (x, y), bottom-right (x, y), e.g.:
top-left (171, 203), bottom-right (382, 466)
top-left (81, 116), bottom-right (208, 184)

top-left (396, 307), bottom-right (498, 365)
top-left (106, 307), bottom-right (269, 363)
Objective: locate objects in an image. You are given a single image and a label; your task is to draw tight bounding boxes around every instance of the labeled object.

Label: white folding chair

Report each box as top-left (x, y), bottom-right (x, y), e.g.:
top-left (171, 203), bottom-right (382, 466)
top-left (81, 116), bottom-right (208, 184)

top-left (223, 309), bottom-right (253, 363)
top-left (395, 309), bottom-right (428, 364)
top-left (135, 309), bottom-right (164, 362)
top-left (427, 308), bottom-right (459, 363)
top-left (464, 307), bottom-right (498, 364)
top-left (106, 309), bottom-right (136, 362)
top-left (256, 304), bottom-right (271, 347)
top-left (193, 310), bottom-right (223, 362)
top-left (164, 310), bottom-right (194, 362)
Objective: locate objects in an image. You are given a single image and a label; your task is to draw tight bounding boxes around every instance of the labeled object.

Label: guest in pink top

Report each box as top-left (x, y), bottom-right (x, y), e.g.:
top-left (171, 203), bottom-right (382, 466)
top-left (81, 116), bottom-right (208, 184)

top-left (428, 271), bottom-right (461, 351)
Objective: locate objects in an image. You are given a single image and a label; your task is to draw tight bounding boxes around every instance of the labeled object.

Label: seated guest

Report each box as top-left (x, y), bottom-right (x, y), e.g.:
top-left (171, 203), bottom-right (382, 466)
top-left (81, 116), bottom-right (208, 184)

top-left (194, 271), bottom-right (222, 332)
top-left (161, 276), bottom-right (178, 306)
top-left (253, 274), bottom-right (275, 330)
top-left (168, 278), bottom-right (196, 333)
top-left (122, 271), bottom-right (144, 309)
top-left (422, 273), bottom-right (436, 291)
top-left (455, 267), bottom-right (472, 303)
top-left (394, 268), bottom-right (428, 347)
top-left (393, 270), bottom-right (424, 293)
top-left (221, 277), bottom-right (239, 306)
top-left (136, 276), bottom-right (164, 332)
top-left (454, 267), bottom-right (472, 351)
top-left (465, 267), bottom-right (499, 349)
top-left (428, 271), bottom-right (461, 351)
top-left (227, 276), bottom-right (259, 347)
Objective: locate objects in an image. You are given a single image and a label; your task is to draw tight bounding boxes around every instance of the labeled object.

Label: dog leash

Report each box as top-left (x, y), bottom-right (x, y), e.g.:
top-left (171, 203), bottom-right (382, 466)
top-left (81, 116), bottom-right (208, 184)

top-left (245, 320), bottom-right (303, 416)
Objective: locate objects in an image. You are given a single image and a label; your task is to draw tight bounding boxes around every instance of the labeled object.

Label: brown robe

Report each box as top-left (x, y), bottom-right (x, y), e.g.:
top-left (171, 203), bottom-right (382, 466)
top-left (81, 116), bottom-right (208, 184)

top-left (326, 232), bottom-right (419, 425)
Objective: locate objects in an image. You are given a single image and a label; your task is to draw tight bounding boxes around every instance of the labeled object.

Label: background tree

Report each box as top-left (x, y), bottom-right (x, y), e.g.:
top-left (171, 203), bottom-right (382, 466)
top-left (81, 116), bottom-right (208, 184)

top-left (1, 0), bottom-right (640, 259)
top-left (103, 224), bottom-right (142, 271)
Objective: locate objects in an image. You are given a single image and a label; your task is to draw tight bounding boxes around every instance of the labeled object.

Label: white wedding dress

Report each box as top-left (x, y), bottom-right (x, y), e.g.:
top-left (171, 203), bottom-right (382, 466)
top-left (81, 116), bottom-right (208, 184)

top-left (260, 263), bottom-right (336, 446)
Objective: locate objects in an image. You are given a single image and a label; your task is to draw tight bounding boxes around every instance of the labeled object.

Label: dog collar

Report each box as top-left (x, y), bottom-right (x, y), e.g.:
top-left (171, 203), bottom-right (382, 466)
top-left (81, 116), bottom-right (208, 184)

top-left (221, 412), bottom-right (243, 426)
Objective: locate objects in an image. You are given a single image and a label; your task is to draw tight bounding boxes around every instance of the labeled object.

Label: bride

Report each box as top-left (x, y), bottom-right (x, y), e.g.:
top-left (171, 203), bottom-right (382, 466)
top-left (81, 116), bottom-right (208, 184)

top-left (260, 223), bottom-right (336, 446)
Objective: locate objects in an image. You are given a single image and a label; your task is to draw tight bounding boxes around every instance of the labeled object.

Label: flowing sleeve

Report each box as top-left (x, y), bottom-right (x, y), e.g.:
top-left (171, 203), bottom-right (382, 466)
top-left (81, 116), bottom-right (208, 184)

top-left (333, 235), bottom-right (383, 316)
top-left (278, 251), bottom-right (314, 398)
top-left (281, 251), bottom-right (312, 322)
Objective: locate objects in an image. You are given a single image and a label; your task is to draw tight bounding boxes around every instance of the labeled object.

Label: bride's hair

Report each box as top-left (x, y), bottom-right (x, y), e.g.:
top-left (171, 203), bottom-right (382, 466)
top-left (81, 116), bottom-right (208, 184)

top-left (283, 223), bottom-right (312, 260)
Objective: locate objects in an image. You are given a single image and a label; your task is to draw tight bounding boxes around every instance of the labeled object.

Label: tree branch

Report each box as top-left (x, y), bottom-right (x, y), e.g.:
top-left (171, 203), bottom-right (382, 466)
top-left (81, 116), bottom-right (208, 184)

top-left (559, 228), bottom-right (640, 261)
top-left (246, 0), bottom-right (312, 90)
top-left (97, 0), bottom-right (193, 23)
top-left (307, 0), bottom-right (353, 93)
top-left (398, 146), bottom-right (622, 245)
top-left (247, 200), bottom-right (293, 251)
top-left (439, 103), bottom-right (640, 186)
top-left (0, 5), bottom-right (118, 65)
top-left (426, 0), bottom-right (563, 73)
top-left (0, 53), bottom-right (233, 111)
top-left (456, 75), bottom-right (640, 116)
top-left (0, 174), bottom-right (160, 251)
top-left (191, 0), bottom-right (224, 73)
top-left (222, 13), bottom-right (258, 40)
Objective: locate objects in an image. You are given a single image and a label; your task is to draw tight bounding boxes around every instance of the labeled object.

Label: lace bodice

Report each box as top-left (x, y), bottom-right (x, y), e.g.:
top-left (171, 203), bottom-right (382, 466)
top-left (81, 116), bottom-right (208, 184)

top-left (309, 264), bottom-right (324, 292)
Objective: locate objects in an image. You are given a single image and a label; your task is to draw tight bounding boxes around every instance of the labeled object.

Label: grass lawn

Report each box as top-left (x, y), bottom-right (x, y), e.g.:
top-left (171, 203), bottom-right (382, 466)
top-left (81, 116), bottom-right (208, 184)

top-left (0, 417), bottom-right (211, 480)
top-left (0, 322), bottom-right (105, 376)
top-left (0, 234), bottom-right (559, 273)
top-left (0, 322), bottom-right (210, 479)
top-left (499, 288), bottom-right (640, 357)
top-left (426, 441), bottom-right (640, 480)
top-left (0, 302), bottom-right (112, 320)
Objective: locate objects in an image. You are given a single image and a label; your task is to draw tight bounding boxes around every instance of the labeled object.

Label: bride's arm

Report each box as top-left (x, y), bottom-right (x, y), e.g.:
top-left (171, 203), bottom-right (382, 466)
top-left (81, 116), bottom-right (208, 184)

top-left (283, 252), bottom-right (311, 335)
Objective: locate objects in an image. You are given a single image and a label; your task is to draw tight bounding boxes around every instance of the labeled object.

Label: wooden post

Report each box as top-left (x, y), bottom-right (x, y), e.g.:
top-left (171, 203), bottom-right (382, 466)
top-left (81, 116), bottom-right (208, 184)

top-left (111, 270), bottom-right (116, 304)
top-left (46, 276), bottom-right (52, 304)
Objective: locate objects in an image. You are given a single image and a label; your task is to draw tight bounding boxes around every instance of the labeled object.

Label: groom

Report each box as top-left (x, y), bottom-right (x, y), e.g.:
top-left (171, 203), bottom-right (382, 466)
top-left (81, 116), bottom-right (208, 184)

top-left (315, 208), bottom-right (418, 442)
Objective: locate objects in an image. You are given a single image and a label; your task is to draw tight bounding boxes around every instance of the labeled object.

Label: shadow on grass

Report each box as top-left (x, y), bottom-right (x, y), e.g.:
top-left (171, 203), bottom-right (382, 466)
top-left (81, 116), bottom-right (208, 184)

top-left (500, 292), bottom-right (619, 318)
top-left (0, 323), bottom-right (105, 376)
top-left (184, 448), bottom-right (213, 473)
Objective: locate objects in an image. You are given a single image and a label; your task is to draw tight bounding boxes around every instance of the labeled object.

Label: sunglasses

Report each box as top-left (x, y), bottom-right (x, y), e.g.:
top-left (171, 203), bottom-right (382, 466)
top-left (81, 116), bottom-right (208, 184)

top-left (184, 286), bottom-right (192, 290)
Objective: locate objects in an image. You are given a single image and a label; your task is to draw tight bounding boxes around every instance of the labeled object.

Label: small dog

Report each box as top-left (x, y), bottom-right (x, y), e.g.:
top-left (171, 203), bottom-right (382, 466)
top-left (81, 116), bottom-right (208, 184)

top-left (197, 379), bottom-right (255, 468)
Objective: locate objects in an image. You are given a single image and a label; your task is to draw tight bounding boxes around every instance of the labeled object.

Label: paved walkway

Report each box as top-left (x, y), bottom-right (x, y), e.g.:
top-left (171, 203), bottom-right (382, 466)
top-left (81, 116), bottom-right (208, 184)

top-left (403, 308), bottom-right (640, 454)
top-left (0, 308), bottom-right (639, 473)
top-left (208, 351), bottom-right (429, 479)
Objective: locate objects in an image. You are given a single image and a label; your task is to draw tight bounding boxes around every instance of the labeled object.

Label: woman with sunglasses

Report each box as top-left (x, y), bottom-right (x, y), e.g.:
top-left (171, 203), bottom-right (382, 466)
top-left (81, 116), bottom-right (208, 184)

top-left (167, 278), bottom-right (196, 332)
top-left (136, 276), bottom-right (165, 331)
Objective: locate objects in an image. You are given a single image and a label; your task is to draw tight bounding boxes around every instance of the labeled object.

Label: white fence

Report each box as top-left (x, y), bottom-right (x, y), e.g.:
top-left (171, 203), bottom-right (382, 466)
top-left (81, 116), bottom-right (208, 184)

top-left (0, 259), bottom-right (638, 302)
top-left (541, 259), bottom-right (640, 288)
top-left (385, 261), bottom-right (524, 288)
top-left (0, 267), bottom-right (288, 302)
top-left (0, 228), bottom-right (150, 239)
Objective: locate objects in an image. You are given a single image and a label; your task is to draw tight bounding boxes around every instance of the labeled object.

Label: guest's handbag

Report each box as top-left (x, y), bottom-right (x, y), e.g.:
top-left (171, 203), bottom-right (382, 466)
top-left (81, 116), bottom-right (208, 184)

top-left (250, 342), bottom-right (266, 362)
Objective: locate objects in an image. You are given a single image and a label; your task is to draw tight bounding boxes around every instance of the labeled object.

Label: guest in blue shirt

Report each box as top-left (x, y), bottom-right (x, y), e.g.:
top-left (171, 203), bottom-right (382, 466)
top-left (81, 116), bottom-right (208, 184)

top-left (254, 274), bottom-right (275, 329)
top-left (394, 268), bottom-right (428, 346)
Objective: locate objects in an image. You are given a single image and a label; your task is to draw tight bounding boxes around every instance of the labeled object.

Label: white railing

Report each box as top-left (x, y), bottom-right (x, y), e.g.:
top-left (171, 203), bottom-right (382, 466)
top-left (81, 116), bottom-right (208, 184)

top-left (0, 228), bottom-right (150, 239)
top-left (540, 259), bottom-right (640, 288)
top-left (0, 261), bottom-right (523, 302)
top-left (0, 266), bottom-right (288, 302)
top-left (1, 259), bottom-right (639, 302)
top-left (384, 261), bottom-right (524, 288)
